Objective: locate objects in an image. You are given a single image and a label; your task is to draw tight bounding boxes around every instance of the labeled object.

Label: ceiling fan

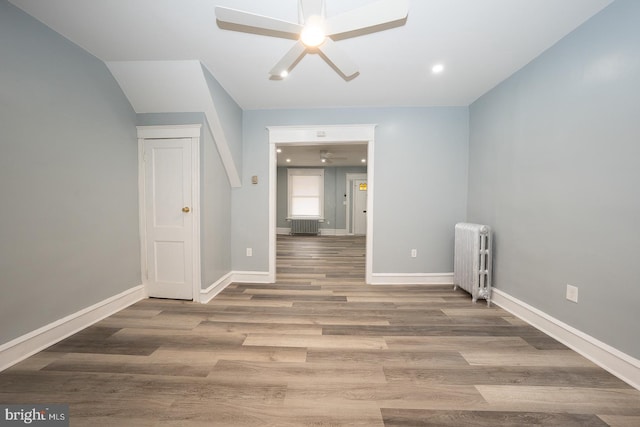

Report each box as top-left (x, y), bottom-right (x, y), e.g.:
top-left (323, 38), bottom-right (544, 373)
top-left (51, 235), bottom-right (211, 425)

top-left (215, 0), bottom-right (409, 80)
top-left (320, 149), bottom-right (347, 164)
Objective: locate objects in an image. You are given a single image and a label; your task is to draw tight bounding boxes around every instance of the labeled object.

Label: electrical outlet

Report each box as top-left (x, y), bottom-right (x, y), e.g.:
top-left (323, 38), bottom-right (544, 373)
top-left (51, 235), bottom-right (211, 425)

top-left (411, 249), bottom-right (417, 258)
top-left (566, 284), bottom-right (578, 303)
top-left (246, 248), bottom-right (252, 257)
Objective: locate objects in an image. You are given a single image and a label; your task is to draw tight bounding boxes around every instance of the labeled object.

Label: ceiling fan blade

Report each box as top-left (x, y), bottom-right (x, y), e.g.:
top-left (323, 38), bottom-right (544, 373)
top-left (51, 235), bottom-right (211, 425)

top-left (325, 0), bottom-right (409, 37)
top-left (299, 0), bottom-right (325, 22)
top-left (269, 41), bottom-right (308, 78)
top-left (317, 38), bottom-right (359, 79)
top-left (215, 6), bottom-right (303, 36)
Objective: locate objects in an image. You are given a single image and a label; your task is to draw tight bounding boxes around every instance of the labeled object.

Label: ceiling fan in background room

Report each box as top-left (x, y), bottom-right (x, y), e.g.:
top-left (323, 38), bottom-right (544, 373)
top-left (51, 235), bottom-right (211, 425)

top-left (320, 149), bottom-right (347, 164)
top-left (215, 0), bottom-right (410, 80)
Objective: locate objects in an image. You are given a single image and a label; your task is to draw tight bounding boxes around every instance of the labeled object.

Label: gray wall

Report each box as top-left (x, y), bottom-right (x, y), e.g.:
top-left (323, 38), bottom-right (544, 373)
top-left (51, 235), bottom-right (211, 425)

top-left (277, 166), bottom-right (367, 231)
top-left (201, 121), bottom-right (232, 287)
top-left (137, 113), bottom-right (232, 289)
top-left (468, 0), bottom-right (640, 358)
top-left (235, 107), bottom-right (468, 273)
top-left (0, 1), bottom-right (139, 344)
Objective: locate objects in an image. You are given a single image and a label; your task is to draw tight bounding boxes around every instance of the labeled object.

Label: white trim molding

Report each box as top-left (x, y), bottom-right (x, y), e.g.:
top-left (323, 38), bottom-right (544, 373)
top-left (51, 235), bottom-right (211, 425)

top-left (268, 124), bottom-right (376, 284)
top-left (0, 285), bottom-right (146, 373)
top-left (200, 270), bottom-right (282, 304)
top-left (231, 271), bottom-right (273, 284)
top-left (267, 124), bottom-right (376, 144)
top-left (200, 272), bottom-right (235, 304)
top-left (277, 228), bottom-right (348, 236)
top-left (492, 288), bottom-right (640, 391)
top-left (136, 124), bottom-right (201, 139)
top-left (319, 228), bottom-right (348, 236)
top-left (370, 273), bottom-right (454, 285)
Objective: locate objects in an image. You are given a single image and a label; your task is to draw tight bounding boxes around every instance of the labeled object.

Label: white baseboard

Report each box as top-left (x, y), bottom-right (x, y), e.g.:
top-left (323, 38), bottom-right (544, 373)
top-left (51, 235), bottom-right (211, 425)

top-left (200, 272), bottom-right (235, 304)
top-left (277, 228), bottom-right (349, 236)
top-left (231, 271), bottom-right (273, 284)
top-left (319, 228), bottom-right (348, 236)
top-left (0, 285), bottom-right (146, 372)
top-left (370, 273), bottom-right (454, 285)
top-left (492, 288), bottom-right (640, 391)
top-left (201, 270), bottom-right (276, 304)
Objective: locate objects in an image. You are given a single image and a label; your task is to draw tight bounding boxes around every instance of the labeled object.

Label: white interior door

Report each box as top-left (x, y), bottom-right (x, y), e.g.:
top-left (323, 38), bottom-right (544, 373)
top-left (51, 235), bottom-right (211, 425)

top-left (353, 179), bottom-right (368, 235)
top-left (143, 139), bottom-right (193, 300)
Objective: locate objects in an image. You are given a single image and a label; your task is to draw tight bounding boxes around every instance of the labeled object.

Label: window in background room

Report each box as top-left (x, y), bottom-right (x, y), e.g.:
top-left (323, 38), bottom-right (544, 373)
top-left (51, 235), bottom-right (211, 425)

top-left (288, 168), bottom-right (324, 219)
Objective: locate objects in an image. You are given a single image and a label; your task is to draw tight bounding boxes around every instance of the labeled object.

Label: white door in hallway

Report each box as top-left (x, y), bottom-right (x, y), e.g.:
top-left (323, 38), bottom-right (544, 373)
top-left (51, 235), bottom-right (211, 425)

top-left (353, 179), bottom-right (368, 235)
top-left (143, 139), bottom-right (194, 300)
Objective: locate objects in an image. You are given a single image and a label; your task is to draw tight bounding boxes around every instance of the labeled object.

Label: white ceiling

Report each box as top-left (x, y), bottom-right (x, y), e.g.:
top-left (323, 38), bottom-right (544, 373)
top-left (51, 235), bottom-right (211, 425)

top-left (11, 0), bottom-right (613, 110)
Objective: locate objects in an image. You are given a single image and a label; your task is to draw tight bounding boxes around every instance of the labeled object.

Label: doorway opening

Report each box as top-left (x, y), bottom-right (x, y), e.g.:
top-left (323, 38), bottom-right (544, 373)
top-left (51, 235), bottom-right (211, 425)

top-left (346, 173), bottom-right (368, 236)
top-left (267, 125), bottom-right (376, 284)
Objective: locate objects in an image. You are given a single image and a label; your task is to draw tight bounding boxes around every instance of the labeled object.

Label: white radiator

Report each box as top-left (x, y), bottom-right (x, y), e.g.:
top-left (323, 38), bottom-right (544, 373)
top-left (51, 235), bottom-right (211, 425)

top-left (290, 219), bottom-right (319, 235)
top-left (454, 223), bottom-right (493, 306)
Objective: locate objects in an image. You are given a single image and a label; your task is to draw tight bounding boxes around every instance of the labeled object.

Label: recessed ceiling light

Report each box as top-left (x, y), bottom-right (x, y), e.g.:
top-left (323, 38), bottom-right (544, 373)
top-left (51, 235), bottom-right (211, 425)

top-left (321, 158), bottom-right (326, 163)
top-left (361, 158), bottom-right (366, 163)
top-left (432, 63), bottom-right (445, 74)
top-left (276, 148), bottom-right (282, 153)
top-left (286, 158), bottom-right (291, 163)
top-left (280, 70), bottom-right (289, 78)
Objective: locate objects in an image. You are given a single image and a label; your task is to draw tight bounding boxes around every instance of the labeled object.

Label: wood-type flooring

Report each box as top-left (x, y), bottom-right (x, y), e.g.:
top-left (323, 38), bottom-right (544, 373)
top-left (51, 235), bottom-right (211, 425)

top-left (1, 235), bottom-right (639, 426)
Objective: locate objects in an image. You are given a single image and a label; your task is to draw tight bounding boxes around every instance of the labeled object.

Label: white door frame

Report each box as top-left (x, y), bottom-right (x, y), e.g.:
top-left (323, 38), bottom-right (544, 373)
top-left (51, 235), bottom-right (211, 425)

top-left (267, 124), bottom-right (376, 284)
top-left (137, 124), bottom-right (202, 302)
top-left (345, 173), bottom-right (367, 235)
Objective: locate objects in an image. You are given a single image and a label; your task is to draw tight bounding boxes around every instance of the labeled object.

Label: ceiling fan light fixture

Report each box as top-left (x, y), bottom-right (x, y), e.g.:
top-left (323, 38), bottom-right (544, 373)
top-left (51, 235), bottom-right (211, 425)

top-left (300, 15), bottom-right (326, 47)
top-left (432, 63), bottom-right (445, 74)
top-left (215, 0), bottom-right (410, 79)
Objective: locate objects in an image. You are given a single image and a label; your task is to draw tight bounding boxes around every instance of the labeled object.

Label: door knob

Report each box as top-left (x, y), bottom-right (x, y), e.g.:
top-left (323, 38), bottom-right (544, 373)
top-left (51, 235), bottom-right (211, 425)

top-left (182, 207), bottom-right (190, 213)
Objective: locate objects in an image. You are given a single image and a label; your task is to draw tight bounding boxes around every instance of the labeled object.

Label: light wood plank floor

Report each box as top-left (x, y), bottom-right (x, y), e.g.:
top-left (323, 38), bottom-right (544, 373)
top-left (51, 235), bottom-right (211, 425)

top-left (2, 235), bottom-right (639, 426)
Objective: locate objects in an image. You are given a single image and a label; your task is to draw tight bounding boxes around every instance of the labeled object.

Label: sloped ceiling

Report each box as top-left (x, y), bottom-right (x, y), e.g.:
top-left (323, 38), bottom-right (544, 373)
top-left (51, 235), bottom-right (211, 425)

top-left (107, 60), bottom-right (242, 186)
